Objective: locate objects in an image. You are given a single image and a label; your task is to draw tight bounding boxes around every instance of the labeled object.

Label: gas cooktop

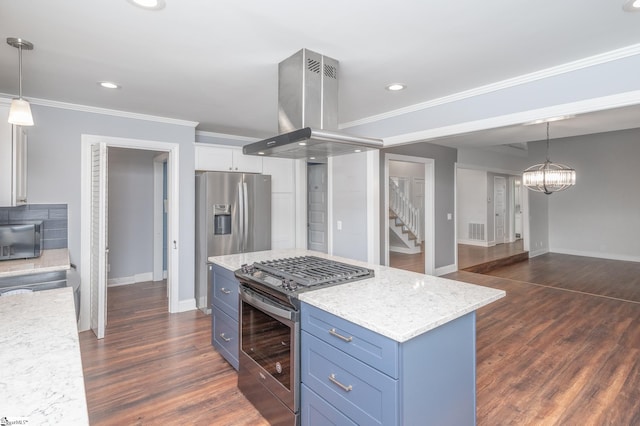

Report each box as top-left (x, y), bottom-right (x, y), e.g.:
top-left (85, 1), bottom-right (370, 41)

top-left (234, 256), bottom-right (374, 306)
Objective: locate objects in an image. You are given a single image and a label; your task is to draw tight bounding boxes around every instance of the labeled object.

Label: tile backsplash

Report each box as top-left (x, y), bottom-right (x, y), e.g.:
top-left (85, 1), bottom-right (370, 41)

top-left (0, 204), bottom-right (68, 249)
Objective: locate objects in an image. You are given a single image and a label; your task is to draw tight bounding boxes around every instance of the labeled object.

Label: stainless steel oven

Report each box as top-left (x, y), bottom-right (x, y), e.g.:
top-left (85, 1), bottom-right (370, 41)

top-left (235, 256), bottom-right (374, 426)
top-left (239, 286), bottom-right (300, 426)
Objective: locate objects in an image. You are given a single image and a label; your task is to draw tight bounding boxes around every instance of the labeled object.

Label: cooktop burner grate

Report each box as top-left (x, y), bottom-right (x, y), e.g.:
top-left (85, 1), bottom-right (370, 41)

top-left (253, 256), bottom-right (374, 287)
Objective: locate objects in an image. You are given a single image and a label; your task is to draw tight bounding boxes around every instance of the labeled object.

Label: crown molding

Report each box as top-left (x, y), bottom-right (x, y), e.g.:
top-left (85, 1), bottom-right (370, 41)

top-left (0, 94), bottom-right (199, 128)
top-left (195, 130), bottom-right (259, 142)
top-left (341, 43), bottom-right (640, 130)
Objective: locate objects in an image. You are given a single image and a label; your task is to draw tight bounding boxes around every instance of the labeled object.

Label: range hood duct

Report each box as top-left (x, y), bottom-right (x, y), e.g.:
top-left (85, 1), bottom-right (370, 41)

top-left (243, 49), bottom-right (383, 160)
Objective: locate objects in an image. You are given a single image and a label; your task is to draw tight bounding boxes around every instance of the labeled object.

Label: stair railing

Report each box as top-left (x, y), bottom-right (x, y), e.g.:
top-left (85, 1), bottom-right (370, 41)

top-left (389, 179), bottom-right (422, 244)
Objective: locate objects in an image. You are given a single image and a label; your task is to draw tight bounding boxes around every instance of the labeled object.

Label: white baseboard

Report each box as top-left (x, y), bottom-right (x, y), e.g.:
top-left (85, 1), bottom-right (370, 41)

top-left (435, 264), bottom-right (457, 276)
top-left (550, 248), bottom-right (640, 263)
top-left (457, 239), bottom-right (490, 247)
top-left (108, 271), bottom-right (154, 287)
top-left (177, 298), bottom-right (197, 312)
top-left (389, 245), bottom-right (421, 254)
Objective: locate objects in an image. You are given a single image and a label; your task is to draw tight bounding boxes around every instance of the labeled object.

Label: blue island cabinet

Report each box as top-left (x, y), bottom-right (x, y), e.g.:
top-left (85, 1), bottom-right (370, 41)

top-left (300, 302), bottom-right (476, 425)
top-left (210, 264), bottom-right (240, 370)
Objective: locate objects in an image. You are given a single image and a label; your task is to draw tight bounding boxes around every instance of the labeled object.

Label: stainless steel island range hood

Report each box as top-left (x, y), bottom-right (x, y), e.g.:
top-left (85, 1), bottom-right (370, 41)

top-left (243, 49), bottom-right (383, 160)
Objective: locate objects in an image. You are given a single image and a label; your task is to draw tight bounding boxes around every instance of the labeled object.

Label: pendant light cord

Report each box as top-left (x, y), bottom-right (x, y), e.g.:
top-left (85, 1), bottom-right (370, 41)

top-left (18, 43), bottom-right (23, 98)
top-left (545, 122), bottom-right (550, 162)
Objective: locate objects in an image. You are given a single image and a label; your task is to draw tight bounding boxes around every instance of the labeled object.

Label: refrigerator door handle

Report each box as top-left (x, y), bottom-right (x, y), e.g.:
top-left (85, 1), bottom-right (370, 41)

top-left (238, 181), bottom-right (244, 252)
top-left (243, 181), bottom-right (249, 251)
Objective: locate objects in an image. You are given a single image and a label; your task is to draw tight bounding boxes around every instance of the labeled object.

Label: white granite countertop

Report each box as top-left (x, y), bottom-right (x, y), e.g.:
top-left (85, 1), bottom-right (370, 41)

top-left (0, 248), bottom-right (70, 278)
top-left (209, 249), bottom-right (505, 343)
top-left (0, 287), bottom-right (89, 425)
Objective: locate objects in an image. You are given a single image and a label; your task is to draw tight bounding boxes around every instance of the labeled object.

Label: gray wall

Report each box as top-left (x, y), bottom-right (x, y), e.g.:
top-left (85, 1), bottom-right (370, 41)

top-left (545, 128), bottom-right (640, 261)
top-left (107, 148), bottom-right (159, 280)
top-left (25, 103), bottom-right (196, 313)
top-left (380, 142), bottom-right (458, 269)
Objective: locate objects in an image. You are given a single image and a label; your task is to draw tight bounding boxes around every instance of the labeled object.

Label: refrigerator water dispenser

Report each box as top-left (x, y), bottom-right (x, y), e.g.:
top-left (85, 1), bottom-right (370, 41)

top-left (213, 204), bottom-right (231, 235)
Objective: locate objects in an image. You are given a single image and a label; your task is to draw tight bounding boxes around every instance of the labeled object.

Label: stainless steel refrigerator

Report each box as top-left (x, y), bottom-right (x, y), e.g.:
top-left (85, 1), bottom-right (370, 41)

top-left (195, 171), bottom-right (271, 313)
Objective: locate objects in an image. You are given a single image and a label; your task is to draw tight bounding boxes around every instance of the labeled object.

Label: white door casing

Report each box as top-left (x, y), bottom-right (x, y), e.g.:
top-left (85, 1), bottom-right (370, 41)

top-left (153, 153), bottom-right (168, 283)
top-left (90, 143), bottom-right (108, 339)
top-left (80, 135), bottom-right (180, 334)
top-left (494, 176), bottom-right (506, 244)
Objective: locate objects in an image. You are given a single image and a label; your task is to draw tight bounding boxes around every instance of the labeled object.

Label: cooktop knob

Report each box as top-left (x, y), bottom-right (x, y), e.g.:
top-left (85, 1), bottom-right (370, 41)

top-left (241, 264), bottom-right (255, 274)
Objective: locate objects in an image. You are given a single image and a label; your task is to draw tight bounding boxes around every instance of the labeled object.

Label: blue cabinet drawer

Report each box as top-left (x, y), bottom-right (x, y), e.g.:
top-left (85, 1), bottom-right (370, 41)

top-left (301, 331), bottom-right (398, 426)
top-left (212, 265), bottom-right (239, 319)
top-left (301, 384), bottom-right (358, 426)
top-left (212, 308), bottom-right (239, 370)
top-left (301, 302), bottom-right (398, 378)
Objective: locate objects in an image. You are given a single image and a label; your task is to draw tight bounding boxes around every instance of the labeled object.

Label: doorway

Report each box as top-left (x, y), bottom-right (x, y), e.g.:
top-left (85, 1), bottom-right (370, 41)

top-left (79, 135), bottom-right (180, 337)
top-left (384, 154), bottom-right (435, 275)
top-left (494, 176), bottom-right (506, 244)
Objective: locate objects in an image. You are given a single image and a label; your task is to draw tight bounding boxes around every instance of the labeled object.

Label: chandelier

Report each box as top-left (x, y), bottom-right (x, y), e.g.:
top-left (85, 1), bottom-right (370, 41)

top-left (523, 122), bottom-right (576, 194)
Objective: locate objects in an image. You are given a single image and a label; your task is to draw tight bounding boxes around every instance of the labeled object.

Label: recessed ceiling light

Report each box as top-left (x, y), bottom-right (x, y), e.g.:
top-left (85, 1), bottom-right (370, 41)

top-left (386, 83), bottom-right (406, 91)
top-left (298, 142), bottom-right (307, 146)
top-left (523, 115), bottom-right (575, 126)
top-left (98, 81), bottom-right (120, 89)
top-left (354, 149), bottom-right (362, 153)
top-left (127, 0), bottom-right (166, 10)
top-left (623, 0), bottom-right (640, 11)
top-left (258, 151), bottom-right (265, 155)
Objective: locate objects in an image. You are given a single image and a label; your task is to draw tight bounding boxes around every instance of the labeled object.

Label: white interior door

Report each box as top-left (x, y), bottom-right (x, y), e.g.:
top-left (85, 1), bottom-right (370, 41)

top-left (494, 176), bottom-right (506, 245)
top-left (307, 163), bottom-right (328, 253)
top-left (90, 143), bottom-right (108, 339)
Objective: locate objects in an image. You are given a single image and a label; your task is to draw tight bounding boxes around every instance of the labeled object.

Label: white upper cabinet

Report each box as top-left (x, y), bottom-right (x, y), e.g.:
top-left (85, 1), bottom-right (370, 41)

top-left (0, 105), bottom-right (28, 206)
top-left (194, 144), bottom-right (263, 173)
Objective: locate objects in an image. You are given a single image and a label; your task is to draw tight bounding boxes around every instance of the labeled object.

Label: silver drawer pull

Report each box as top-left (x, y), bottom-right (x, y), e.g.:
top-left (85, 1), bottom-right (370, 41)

top-left (220, 287), bottom-right (231, 294)
top-left (329, 328), bottom-right (353, 342)
top-left (329, 373), bottom-right (352, 392)
top-left (219, 333), bottom-right (231, 342)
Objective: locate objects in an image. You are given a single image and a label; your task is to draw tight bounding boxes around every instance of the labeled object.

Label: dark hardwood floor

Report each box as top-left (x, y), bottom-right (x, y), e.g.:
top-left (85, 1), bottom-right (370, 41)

top-left (79, 252), bottom-right (640, 425)
top-left (446, 254), bottom-right (640, 425)
top-left (79, 281), bottom-right (269, 426)
top-left (389, 242), bottom-right (425, 273)
top-left (483, 252), bottom-right (640, 303)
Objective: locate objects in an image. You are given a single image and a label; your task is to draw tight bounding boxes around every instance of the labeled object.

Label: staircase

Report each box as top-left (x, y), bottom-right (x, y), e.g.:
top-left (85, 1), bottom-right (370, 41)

top-left (389, 179), bottom-right (422, 254)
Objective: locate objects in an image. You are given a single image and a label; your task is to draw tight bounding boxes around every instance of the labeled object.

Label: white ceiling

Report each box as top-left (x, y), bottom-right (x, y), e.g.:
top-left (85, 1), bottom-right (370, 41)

top-left (1, 0), bottom-right (640, 148)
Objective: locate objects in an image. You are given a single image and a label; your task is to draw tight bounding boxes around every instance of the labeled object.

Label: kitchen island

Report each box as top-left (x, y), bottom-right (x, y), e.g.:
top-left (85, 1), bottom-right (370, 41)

top-left (209, 249), bottom-right (505, 425)
top-left (0, 287), bottom-right (89, 425)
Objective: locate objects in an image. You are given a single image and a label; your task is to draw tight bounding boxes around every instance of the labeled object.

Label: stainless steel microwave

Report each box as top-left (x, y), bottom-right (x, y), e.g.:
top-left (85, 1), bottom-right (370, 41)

top-left (0, 222), bottom-right (44, 260)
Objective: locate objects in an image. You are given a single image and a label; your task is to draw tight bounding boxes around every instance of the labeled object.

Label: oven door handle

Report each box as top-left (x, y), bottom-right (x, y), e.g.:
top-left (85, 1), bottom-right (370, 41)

top-left (241, 287), bottom-right (294, 321)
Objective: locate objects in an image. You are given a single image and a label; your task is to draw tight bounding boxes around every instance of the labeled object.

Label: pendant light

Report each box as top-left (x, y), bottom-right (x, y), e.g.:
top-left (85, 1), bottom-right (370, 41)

top-left (523, 122), bottom-right (576, 194)
top-left (6, 37), bottom-right (35, 126)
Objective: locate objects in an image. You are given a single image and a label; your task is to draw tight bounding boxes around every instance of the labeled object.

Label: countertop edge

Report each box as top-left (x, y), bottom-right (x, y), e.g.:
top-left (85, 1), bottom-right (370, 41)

top-left (300, 289), bottom-right (506, 342)
top-left (209, 250), bottom-right (507, 344)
